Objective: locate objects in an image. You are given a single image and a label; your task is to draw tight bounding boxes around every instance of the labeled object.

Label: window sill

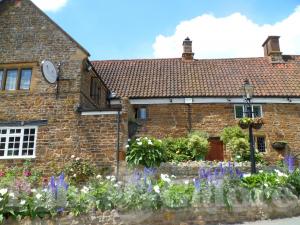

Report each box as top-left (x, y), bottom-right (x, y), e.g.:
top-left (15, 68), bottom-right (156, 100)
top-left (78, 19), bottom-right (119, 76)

top-left (0, 156), bottom-right (36, 160)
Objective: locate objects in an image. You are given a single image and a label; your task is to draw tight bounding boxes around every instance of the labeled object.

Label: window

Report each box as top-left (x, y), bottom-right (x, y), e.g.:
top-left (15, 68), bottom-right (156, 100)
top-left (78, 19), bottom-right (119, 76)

top-left (20, 69), bottom-right (32, 90)
top-left (255, 136), bottom-right (266, 152)
top-left (90, 78), bottom-right (101, 105)
top-left (0, 68), bottom-right (32, 91)
top-left (0, 70), bottom-right (3, 89)
top-left (234, 105), bottom-right (263, 119)
top-left (136, 107), bottom-right (147, 120)
top-left (0, 127), bottom-right (37, 159)
top-left (5, 69), bottom-right (18, 90)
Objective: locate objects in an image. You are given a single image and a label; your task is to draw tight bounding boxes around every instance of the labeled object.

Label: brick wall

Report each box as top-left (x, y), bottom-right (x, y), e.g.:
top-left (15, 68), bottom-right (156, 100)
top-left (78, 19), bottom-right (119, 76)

top-left (0, 0), bottom-right (120, 171)
top-left (133, 103), bottom-right (300, 155)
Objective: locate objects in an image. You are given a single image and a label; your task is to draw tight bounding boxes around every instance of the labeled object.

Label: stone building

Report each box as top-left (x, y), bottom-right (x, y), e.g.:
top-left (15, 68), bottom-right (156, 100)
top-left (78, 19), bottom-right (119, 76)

top-left (1, 0), bottom-right (300, 170)
top-left (93, 37), bottom-right (300, 160)
top-left (0, 0), bottom-right (125, 172)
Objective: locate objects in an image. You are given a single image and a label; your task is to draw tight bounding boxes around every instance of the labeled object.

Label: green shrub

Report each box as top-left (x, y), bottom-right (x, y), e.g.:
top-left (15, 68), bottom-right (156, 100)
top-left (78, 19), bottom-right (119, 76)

top-left (163, 137), bottom-right (191, 162)
top-left (64, 156), bottom-right (96, 185)
top-left (220, 126), bottom-right (246, 145)
top-left (126, 137), bottom-right (165, 168)
top-left (161, 183), bottom-right (194, 208)
top-left (187, 131), bottom-right (209, 160)
top-left (287, 168), bottom-right (300, 196)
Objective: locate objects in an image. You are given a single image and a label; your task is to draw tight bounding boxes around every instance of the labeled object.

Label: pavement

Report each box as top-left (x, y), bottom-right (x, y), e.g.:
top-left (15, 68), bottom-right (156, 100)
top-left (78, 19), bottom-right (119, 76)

top-left (233, 216), bottom-right (300, 225)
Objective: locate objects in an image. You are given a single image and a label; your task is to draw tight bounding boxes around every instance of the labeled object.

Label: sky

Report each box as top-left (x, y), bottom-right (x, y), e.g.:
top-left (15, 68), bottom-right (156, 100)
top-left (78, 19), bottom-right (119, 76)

top-left (32, 0), bottom-right (300, 60)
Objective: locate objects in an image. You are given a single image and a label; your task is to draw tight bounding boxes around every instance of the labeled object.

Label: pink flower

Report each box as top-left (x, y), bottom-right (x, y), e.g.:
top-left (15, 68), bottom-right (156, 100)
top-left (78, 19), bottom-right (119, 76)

top-left (23, 170), bottom-right (31, 177)
top-left (0, 171), bottom-right (5, 177)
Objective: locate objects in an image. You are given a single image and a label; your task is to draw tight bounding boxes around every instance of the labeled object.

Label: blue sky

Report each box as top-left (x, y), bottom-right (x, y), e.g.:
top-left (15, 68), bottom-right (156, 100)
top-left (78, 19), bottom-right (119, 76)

top-left (34, 0), bottom-right (300, 60)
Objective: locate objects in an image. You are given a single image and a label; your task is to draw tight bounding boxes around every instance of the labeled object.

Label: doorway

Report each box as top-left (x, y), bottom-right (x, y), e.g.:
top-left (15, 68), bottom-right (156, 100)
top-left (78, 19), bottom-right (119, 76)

top-left (205, 137), bottom-right (224, 161)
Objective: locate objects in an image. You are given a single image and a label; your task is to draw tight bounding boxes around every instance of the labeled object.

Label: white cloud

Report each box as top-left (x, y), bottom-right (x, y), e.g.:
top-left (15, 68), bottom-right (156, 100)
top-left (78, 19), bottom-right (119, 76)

top-left (31, 0), bottom-right (68, 12)
top-left (153, 6), bottom-right (300, 59)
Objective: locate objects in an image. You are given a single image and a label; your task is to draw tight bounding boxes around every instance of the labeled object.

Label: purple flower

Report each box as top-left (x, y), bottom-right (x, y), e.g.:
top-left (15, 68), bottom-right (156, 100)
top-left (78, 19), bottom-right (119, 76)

top-left (285, 154), bottom-right (295, 173)
top-left (194, 178), bottom-right (201, 192)
top-left (147, 183), bottom-right (152, 193)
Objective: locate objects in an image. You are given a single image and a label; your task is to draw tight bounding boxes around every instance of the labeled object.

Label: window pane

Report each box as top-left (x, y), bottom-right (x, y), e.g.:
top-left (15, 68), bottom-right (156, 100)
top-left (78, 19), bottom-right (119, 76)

top-left (5, 69), bottom-right (18, 90)
top-left (253, 105), bottom-right (262, 117)
top-left (0, 70), bottom-right (3, 89)
top-left (235, 106), bottom-right (243, 118)
top-left (257, 137), bottom-right (266, 152)
top-left (20, 69), bottom-right (32, 90)
top-left (138, 108), bottom-right (147, 120)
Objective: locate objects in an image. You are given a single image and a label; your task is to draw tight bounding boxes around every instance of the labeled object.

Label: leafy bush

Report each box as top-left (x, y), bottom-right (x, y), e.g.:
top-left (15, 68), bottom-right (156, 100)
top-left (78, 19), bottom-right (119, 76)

top-left (287, 168), bottom-right (300, 196)
top-left (126, 137), bottom-right (165, 168)
top-left (241, 171), bottom-right (287, 189)
top-left (220, 126), bottom-right (246, 144)
top-left (163, 131), bottom-right (209, 162)
top-left (163, 137), bottom-right (191, 162)
top-left (187, 131), bottom-right (209, 160)
top-left (64, 156), bottom-right (96, 185)
top-left (161, 183), bottom-right (194, 208)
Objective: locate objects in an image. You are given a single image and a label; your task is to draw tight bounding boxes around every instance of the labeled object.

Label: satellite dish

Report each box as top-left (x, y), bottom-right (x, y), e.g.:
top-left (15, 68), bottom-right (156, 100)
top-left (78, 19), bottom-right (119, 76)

top-left (41, 60), bottom-right (58, 84)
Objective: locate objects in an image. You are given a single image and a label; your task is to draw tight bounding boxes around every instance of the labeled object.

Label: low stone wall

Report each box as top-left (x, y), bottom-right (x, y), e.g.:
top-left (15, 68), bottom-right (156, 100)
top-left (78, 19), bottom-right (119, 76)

top-left (5, 200), bottom-right (300, 225)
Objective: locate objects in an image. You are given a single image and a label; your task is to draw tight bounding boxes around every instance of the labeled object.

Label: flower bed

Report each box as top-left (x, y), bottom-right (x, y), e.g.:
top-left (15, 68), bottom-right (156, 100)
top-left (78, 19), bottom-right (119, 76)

top-left (1, 156), bottom-right (300, 224)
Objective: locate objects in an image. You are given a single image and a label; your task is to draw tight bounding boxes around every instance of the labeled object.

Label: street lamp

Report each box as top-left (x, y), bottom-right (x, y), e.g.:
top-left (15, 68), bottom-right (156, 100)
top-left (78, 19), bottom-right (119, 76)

top-left (242, 79), bottom-right (256, 174)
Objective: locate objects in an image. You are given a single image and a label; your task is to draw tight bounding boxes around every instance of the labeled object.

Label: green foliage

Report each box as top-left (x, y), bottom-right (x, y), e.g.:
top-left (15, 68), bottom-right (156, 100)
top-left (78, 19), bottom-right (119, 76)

top-left (161, 183), bottom-right (194, 208)
top-left (163, 137), bottom-right (191, 162)
top-left (187, 131), bottom-right (209, 160)
top-left (241, 172), bottom-right (287, 189)
top-left (220, 126), bottom-right (246, 145)
top-left (64, 157), bottom-right (96, 185)
top-left (163, 131), bottom-right (209, 162)
top-left (126, 137), bottom-right (165, 168)
top-left (287, 168), bottom-right (300, 196)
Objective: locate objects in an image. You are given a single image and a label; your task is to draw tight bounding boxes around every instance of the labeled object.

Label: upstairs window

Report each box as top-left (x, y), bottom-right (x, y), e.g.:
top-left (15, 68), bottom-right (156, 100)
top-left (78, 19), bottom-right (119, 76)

top-left (234, 105), bottom-right (263, 119)
top-left (90, 77), bottom-right (101, 105)
top-left (0, 127), bottom-right (37, 159)
top-left (0, 68), bottom-right (32, 91)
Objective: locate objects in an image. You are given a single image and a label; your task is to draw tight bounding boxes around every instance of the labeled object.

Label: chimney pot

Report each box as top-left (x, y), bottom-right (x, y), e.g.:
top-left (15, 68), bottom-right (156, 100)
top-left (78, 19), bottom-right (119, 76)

top-left (262, 36), bottom-right (282, 62)
top-left (182, 37), bottom-right (194, 61)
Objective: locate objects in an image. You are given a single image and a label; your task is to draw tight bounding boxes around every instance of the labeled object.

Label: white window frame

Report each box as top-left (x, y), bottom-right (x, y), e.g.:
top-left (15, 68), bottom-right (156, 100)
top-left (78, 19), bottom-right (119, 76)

top-left (234, 104), bottom-right (263, 119)
top-left (0, 126), bottom-right (37, 159)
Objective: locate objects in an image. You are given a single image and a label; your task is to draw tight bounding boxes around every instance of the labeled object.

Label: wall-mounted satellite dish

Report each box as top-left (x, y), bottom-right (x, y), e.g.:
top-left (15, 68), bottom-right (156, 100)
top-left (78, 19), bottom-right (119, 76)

top-left (41, 60), bottom-right (58, 84)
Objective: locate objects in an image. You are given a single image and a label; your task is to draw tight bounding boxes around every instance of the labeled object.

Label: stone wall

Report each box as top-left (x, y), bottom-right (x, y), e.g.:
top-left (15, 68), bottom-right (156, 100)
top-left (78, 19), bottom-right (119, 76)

top-left (5, 200), bottom-right (300, 225)
top-left (133, 103), bottom-right (300, 155)
top-left (0, 0), bottom-right (120, 171)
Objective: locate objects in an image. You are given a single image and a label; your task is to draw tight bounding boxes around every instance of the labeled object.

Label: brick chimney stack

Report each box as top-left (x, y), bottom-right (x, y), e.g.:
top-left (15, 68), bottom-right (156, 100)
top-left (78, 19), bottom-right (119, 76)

top-left (262, 36), bottom-right (282, 62)
top-left (182, 37), bottom-right (194, 61)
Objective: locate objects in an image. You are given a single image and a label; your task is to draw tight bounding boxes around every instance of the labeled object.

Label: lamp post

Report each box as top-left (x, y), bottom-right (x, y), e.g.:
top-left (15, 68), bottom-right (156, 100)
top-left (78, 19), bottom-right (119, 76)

top-left (242, 79), bottom-right (256, 174)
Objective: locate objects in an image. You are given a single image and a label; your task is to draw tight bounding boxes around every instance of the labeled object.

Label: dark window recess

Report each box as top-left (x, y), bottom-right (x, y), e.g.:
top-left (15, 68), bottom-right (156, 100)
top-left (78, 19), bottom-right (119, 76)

top-left (135, 107), bottom-right (147, 120)
top-left (256, 136), bottom-right (266, 152)
top-left (235, 105), bottom-right (243, 118)
top-left (90, 78), bottom-right (101, 105)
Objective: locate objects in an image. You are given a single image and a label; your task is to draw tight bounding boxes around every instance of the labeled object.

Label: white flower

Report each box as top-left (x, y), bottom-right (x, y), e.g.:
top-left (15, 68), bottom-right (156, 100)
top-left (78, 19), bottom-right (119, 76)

top-left (31, 189), bottom-right (37, 193)
top-left (75, 157), bottom-right (80, 161)
top-left (71, 155), bottom-right (75, 159)
top-left (148, 140), bottom-right (153, 145)
top-left (110, 176), bottom-right (116, 182)
top-left (161, 174), bottom-right (171, 183)
top-left (144, 137), bottom-right (148, 140)
top-left (184, 180), bottom-right (189, 185)
top-left (275, 169), bottom-right (288, 177)
top-left (137, 142), bottom-right (142, 146)
top-left (81, 186), bottom-right (89, 194)
top-left (0, 197), bottom-right (2, 202)
top-left (158, 140), bottom-right (162, 143)
top-left (264, 183), bottom-right (269, 188)
top-left (153, 185), bottom-right (160, 193)
top-left (9, 192), bottom-right (14, 198)
top-left (125, 145), bottom-right (129, 148)
top-left (259, 170), bottom-right (264, 173)
top-left (128, 139), bottom-right (131, 142)
top-left (243, 173), bottom-right (251, 178)
top-left (36, 193), bottom-right (42, 200)
top-left (0, 188), bottom-right (8, 196)
top-left (96, 175), bottom-right (102, 179)
top-left (171, 175), bottom-right (176, 179)
top-left (73, 174), bottom-right (77, 177)
top-left (114, 183), bottom-right (119, 187)
top-left (43, 188), bottom-right (48, 193)
top-left (20, 200), bottom-right (26, 205)
top-left (136, 138), bottom-right (141, 141)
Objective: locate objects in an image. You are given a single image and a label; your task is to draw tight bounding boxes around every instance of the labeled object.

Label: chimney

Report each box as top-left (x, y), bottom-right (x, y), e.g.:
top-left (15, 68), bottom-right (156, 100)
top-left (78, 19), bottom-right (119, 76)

top-left (262, 36), bottom-right (282, 62)
top-left (182, 37), bottom-right (194, 61)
